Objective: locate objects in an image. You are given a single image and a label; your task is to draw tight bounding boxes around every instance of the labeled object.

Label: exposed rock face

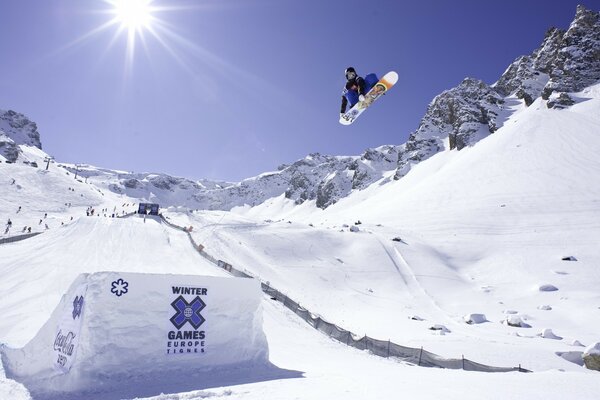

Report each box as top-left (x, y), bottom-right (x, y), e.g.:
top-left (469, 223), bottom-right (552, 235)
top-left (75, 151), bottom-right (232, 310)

top-left (0, 140), bottom-right (19, 163)
top-left (393, 78), bottom-right (504, 180)
top-left (123, 179), bottom-right (141, 189)
top-left (495, 5), bottom-right (600, 101)
top-left (493, 29), bottom-right (559, 101)
top-left (190, 149), bottom-right (399, 210)
top-left (394, 5), bottom-right (599, 181)
top-left (543, 6), bottom-right (600, 98)
top-left (0, 109), bottom-right (43, 162)
top-left (547, 93), bottom-right (576, 109)
top-left (583, 342), bottom-right (600, 371)
top-left (583, 354), bottom-right (600, 371)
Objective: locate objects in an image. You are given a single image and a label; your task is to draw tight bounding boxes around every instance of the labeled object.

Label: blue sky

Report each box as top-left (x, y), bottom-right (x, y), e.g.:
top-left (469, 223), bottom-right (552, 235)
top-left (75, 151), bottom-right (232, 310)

top-left (0, 0), bottom-right (595, 181)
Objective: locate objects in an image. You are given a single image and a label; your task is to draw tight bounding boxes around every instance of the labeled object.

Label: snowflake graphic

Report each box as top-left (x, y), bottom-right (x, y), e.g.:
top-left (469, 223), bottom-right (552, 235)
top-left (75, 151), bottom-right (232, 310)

top-left (111, 278), bottom-right (129, 297)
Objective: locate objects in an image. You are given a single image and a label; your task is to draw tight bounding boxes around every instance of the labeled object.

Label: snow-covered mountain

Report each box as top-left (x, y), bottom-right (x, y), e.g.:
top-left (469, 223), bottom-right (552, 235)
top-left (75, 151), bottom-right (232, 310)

top-left (495, 5), bottom-right (600, 104)
top-left (55, 148), bottom-right (400, 210)
top-left (182, 4), bottom-right (598, 206)
top-left (394, 4), bottom-right (599, 179)
top-left (3, 6), bottom-right (595, 213)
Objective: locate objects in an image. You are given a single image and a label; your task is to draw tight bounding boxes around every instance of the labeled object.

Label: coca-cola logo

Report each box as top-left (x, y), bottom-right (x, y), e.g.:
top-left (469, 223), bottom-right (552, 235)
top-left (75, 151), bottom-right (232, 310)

top-left (54, 330), bottom-right (76, 356)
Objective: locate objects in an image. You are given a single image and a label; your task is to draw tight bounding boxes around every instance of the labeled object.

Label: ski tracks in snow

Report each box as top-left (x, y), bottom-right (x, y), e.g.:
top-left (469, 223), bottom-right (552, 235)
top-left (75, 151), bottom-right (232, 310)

top-left (375, 234), bottom-right (452, 323)
top-left (373, 233), bottom-right (492, 337)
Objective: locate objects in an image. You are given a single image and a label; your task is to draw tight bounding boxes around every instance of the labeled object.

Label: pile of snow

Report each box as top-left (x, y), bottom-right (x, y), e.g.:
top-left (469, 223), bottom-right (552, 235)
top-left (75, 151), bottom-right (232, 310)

top-left (429, 324), bottom-right (451, 335)
top-left (463, 313), bottom-right (487, 324)
top-left (0, 272), bottom-right (268, 399)
top-left (503, 315), bottom-right (531, 328)
top-left (539, 328), bottom-right (563, 340)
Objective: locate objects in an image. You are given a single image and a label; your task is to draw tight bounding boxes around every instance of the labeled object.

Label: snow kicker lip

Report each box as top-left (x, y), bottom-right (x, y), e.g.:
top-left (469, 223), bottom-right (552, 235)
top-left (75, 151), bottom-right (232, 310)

top-left (1, 271), bottom-right (270, 398)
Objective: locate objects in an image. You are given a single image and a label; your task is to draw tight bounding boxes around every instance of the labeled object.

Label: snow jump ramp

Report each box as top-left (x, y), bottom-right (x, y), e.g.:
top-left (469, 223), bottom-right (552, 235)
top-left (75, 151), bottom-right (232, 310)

top-left (0, 271), bottom-right (279, 399)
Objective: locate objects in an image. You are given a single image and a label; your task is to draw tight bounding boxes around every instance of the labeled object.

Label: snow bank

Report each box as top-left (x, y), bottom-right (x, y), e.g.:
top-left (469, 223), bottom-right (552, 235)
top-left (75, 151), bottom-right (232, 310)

top-left (539, 328), bottom-right (563, 340)
top-left (463, 313), bottom-right (487, 324)
top-left (0, 272), bottom-right (268, 399)
top-left (503, 315), bottom-right (531, 328)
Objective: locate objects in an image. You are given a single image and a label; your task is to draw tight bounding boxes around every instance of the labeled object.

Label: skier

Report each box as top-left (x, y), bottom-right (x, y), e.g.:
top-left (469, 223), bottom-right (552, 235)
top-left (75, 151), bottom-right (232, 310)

top-left (340, 67), bottom-right (379, 117)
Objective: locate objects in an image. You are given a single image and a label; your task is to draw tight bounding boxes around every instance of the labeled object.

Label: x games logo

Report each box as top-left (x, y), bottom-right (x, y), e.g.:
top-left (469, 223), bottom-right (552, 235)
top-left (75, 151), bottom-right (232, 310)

top-left (170, 295), bottom-right (206, 329)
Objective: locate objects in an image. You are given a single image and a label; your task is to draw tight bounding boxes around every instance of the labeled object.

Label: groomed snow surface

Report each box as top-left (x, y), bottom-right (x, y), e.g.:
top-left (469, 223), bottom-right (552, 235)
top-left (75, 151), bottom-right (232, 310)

top-left (2, 84), bottom-right (600, 398)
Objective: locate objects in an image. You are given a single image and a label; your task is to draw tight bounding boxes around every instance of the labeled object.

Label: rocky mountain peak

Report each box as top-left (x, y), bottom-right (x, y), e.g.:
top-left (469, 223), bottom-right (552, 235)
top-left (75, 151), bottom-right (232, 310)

top-left (542, 4), bottom-right (600, 98)
top-left (494, 5), bottom-right (599, 102)
top-left (394, 5), bottom-right (599, 180)
top-left (393, 77), bottom-right (504, 180)
top-left (0, 109), bottom-right (43, 162)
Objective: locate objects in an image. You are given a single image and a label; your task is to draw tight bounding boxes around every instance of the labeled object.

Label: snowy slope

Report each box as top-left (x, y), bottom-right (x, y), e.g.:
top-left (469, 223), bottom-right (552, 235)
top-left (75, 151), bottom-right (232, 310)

top-left (0, 217), bottom-right (230, 348)
top-left (1, 144), bottom-right (139, 241)
top-left (175, 83), bottom-right (600, 376)
top-left (2, 84), bottom-right (597, 398)
top-left (1, 90), bottom-right (600, 400)
top-left (1, 214), bottom-right (599, 400)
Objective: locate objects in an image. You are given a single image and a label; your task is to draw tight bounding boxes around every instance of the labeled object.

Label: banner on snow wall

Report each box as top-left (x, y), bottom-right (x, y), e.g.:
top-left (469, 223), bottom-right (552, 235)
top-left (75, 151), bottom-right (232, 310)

top-left (53, 282), bottom-right (88, 373)
top-left (54, 272), bottom-right (268, 378)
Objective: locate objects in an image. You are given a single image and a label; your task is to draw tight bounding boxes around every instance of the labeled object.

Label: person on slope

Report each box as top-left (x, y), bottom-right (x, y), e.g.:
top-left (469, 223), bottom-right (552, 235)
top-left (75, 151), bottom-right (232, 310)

top-left (340, 67), bottom-right (378, 118)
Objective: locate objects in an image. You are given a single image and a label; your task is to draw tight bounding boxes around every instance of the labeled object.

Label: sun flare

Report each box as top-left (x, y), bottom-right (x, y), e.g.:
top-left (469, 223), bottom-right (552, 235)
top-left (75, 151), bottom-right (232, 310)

top-left (62, 0), bottom-right (235, 79)
top-left (111, 0), bottom-right (154, 31)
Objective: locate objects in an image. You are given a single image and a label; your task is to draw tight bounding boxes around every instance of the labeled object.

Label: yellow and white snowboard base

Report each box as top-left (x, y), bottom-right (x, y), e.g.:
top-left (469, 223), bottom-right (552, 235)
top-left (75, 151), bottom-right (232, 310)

top-left (340, 71), bottom-right (398, 125)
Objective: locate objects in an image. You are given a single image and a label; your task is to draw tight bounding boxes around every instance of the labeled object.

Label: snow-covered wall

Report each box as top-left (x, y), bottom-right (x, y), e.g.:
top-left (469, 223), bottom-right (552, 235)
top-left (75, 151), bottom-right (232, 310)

top-left (0, 272), bottom-right (268, 399)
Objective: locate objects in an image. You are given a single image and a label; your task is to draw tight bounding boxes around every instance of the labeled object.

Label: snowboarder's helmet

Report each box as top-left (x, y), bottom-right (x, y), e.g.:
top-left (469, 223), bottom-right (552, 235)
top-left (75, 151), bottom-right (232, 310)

top-left (345, 67), bottom-right (357, 80)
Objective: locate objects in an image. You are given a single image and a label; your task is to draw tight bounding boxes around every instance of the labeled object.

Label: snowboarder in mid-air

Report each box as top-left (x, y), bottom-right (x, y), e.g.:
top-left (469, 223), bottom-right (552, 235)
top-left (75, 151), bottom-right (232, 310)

top-left (340, 67), bottom-right (379, 118)
top-left (339, 67), bottom-right (399, 125)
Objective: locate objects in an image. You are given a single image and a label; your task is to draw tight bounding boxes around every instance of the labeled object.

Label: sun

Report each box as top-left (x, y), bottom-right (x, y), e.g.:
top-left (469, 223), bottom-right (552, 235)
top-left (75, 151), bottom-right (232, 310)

top-left (110, 0), bottom-right (154, 32)
top-left (61, 0), bottom-right (249, 84)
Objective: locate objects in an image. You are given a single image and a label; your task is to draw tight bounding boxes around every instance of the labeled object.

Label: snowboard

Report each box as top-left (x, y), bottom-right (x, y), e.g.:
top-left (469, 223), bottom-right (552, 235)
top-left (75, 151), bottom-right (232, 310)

top-left (339, 71), bottom-right (398, 125)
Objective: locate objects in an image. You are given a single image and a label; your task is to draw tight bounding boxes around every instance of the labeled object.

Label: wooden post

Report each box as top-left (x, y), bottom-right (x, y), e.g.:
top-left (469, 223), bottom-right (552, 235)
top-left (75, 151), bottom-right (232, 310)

top-left (462, 354), bottom-right (465, 370)
top-left (418, 346), bottom-right (423, 366)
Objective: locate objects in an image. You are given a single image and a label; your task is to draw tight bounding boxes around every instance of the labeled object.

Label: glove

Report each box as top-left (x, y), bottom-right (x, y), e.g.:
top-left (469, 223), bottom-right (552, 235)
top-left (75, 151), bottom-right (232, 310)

top-left (358, 94), bottom-right (365, 102)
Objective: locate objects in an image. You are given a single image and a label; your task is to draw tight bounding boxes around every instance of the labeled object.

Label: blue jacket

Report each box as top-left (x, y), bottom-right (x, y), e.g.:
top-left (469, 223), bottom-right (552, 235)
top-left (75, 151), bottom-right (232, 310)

top-left (341, 73), bottom-right (379, 113)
